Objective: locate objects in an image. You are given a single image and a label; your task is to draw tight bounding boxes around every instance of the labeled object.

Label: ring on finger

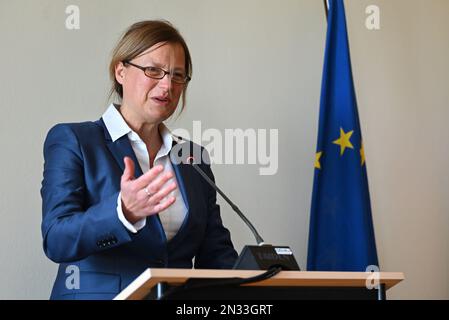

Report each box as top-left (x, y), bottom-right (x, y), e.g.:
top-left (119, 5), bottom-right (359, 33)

top-left (144, 187), bottom-right (153, 198)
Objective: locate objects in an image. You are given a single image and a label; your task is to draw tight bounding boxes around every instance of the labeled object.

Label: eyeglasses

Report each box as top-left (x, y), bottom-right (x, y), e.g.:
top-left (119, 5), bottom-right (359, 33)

top-left (123, 60), bottom-right (191, 84)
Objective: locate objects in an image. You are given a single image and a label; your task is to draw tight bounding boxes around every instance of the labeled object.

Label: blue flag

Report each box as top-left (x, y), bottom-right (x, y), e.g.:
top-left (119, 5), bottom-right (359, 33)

top-left (307, 0), bottom-right (379, 271)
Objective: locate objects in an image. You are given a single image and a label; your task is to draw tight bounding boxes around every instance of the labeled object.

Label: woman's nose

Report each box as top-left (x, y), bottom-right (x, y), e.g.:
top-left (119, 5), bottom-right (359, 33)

top-left (157, 73), bottom-right (172, 90)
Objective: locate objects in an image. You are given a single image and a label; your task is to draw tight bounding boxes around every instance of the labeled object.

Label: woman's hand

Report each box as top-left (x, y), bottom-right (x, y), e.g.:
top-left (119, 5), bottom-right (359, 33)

top-left (120, 156), bottom-right (177, 224)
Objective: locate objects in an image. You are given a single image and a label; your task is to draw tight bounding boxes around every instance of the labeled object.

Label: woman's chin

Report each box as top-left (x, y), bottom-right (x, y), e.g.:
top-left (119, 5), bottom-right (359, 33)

top-left (146, 105), bottom-right (176, 122)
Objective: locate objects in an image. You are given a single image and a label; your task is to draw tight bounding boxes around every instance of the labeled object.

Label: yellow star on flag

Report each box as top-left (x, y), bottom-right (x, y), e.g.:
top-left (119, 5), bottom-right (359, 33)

top-left (333, 127), bottom-right (354, 156)
top-left (360, 141), bottom-right (366, 166)
top-left (315, 152), bottom-right (322, 169)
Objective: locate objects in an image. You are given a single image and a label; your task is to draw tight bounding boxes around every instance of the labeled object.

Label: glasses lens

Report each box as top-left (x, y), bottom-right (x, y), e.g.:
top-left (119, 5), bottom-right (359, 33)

top-left (145, 67), bottom-right (164, 79)
top-left (144, 65), bottom-right (188, 84)
top-left (171, 74), bottom-right (188, 84)
top-left (169, 70), bottom-right (187, 84)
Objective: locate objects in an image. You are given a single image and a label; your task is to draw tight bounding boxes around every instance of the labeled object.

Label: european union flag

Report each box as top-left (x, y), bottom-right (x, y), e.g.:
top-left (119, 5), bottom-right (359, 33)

top-left (307, 0), bottom-right (379, 271)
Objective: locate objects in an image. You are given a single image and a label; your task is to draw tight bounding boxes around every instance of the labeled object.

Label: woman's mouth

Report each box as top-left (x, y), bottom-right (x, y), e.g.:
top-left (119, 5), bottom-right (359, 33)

top-left (152, 96), bottom-right (170, 105)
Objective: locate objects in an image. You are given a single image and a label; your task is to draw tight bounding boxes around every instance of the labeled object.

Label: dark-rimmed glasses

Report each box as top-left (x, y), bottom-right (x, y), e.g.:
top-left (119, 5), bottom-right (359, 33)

top-left (123, 60), bottom-right (191, 84)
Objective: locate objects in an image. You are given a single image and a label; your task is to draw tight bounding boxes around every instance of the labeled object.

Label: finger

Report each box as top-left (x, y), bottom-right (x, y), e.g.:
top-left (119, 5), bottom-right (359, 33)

top-left (144, 171), bottom-right (174, 196)
top-left (121, 157), bottom-right (135, 183)
top-left (147, 181), bottom-right (177, 205)
top-left (150, 196), bottom-right (176, 214)
top-left (133, 165), bottom-right (164, 189)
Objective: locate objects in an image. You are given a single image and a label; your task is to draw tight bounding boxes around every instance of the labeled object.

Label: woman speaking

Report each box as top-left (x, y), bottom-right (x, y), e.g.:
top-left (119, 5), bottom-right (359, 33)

top-left (41, 20), bottom-right (238, 300)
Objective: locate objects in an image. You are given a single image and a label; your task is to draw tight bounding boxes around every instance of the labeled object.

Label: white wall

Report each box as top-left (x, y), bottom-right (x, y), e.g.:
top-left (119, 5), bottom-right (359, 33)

top-left (0, 0), bottom-right (447, 299)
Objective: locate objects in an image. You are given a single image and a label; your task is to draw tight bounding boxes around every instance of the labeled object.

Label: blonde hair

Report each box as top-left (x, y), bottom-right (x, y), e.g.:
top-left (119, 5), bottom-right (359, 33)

top-left (109, 20), bottom-right (192, 112)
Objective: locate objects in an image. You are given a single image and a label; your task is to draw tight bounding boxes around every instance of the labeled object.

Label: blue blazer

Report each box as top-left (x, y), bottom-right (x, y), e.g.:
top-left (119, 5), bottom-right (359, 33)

top-left (41, 119), bottom-right (238, 300)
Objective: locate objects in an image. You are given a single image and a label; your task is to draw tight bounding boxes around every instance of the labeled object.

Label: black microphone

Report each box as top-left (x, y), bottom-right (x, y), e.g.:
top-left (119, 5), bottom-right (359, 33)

top-left (186, 156), bottom-right (300, 271)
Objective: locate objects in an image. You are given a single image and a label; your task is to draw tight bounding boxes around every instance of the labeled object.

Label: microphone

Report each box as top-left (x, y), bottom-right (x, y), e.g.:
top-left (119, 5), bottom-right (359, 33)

top-left (186, 156), bottom-right (300, 271)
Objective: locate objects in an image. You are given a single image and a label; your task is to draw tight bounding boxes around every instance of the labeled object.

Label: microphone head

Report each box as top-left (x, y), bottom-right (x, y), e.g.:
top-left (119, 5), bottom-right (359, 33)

top-left (186, 156), bottom-right (195, 165)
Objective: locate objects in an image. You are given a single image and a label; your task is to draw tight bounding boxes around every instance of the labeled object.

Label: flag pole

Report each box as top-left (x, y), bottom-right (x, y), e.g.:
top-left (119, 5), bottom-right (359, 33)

top-left (323, 0), bottom-right (329, 21)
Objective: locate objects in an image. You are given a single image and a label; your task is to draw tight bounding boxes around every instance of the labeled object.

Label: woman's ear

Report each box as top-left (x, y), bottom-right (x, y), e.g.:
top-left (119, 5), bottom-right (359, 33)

top-left (115, 62), bottom-right (126, 85)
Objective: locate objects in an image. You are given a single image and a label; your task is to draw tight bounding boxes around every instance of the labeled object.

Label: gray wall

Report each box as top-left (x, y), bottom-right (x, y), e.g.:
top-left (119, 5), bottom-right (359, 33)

top-left (0, 0), bottom-right (447, 299)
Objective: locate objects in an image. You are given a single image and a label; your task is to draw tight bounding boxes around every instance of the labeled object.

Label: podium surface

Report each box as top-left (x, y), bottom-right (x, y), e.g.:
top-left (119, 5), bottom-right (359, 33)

top-left (114, 268), bottom-right (404, 300)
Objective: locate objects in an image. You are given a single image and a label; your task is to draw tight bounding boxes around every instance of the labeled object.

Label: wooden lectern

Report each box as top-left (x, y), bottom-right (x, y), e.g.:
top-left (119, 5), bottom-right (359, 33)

top-left (114, 269), bottom-right (403, 300)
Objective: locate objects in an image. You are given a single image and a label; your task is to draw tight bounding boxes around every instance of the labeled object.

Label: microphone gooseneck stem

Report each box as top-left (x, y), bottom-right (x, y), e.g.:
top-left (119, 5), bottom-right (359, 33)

top-left (190, 162), bottom-right (265, 246)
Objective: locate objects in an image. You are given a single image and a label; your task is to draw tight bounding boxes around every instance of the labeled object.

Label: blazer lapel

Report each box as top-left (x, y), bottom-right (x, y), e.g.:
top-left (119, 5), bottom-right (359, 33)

top-left (168, 140), bottom-right (202, 244)
top-left (97, 119), bottom-right (143, 177)
top-left (171, 160), bottom-right (191, 213)
top-left (170, 139), bottom-right (200, 214)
